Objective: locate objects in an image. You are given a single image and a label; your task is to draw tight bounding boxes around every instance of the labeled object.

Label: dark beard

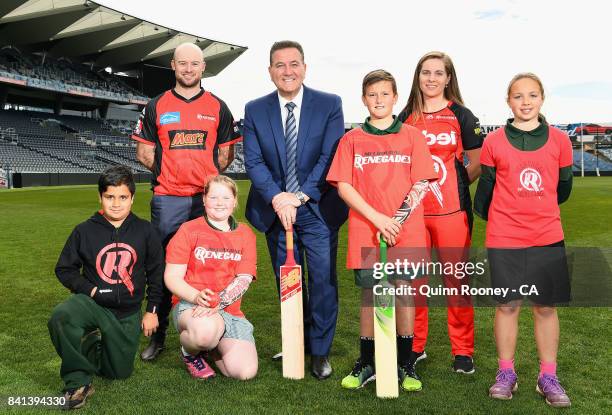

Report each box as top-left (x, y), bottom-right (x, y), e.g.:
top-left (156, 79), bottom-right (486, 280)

top-left (175, 75), bottom-right (201, 89)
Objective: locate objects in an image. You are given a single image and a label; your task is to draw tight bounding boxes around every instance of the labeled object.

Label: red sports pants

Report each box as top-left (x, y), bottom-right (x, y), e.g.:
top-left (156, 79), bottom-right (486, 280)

top-left (412, 211), bottom-right (475, 356)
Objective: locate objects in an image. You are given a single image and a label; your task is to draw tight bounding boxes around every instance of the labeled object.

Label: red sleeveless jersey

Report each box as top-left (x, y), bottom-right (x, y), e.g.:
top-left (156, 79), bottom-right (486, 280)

top-left (480, 126), bottom-right (573, 248)
top-left (400, 102), bottom-right (483, 216)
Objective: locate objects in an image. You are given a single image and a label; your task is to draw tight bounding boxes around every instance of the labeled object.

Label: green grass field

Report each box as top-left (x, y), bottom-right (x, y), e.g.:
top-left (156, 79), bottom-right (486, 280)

top-left (0, 178), bottom-right (610, 414)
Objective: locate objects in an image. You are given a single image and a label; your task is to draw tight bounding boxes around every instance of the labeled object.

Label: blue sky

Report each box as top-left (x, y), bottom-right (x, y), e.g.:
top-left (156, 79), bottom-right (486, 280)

top-left (101, 0), bottom-right (612, 124)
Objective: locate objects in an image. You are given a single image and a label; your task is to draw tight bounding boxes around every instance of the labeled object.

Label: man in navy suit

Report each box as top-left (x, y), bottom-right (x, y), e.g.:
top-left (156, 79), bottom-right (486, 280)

top-left (243, 40), bottom-right (347, 380)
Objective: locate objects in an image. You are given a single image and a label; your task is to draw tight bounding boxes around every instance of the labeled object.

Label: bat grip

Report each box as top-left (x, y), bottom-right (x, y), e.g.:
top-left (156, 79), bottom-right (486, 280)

top-left (379, 235), bottom-right (388, 262)
top-left (286, 228), bottom-right (296, 265)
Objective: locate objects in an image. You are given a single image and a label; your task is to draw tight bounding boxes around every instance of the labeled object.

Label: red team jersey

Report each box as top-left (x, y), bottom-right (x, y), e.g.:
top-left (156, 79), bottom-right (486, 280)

top-left (166, 218), bottom-right (257, 317)
top-left (131, 89), bottom-right (241, 196)
top-left (480, 127), bottom-right (573, 248)
top-left (327, 124), bottom-right (437, 269)
top-left (399, 102), bottom-right (483, 216)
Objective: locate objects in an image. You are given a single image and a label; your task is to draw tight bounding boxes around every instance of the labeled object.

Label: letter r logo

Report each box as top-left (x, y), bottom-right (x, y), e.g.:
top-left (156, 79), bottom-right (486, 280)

top-left (95, 243), bottom-right (137, 295)
top-left (520, 168), bottom-right (542, 192)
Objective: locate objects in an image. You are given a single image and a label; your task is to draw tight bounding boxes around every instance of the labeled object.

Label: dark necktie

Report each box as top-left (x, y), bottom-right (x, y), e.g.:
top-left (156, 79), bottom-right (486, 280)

top-left (285, 102), bottom-right (299, 193)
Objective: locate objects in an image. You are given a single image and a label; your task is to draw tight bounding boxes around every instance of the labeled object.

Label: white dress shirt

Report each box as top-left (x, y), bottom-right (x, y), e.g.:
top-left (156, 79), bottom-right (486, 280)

top-left (278, 87), bottom-right (303, 135)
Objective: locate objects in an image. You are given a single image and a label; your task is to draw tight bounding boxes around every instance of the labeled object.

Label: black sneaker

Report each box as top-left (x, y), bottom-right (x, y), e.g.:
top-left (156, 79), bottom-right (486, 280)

top-left (411, 350), bottom-right (427, 365)
top-left (453, 355), bottom-right (475, 374)
top-left (63, 384), bottom-right (94, 410)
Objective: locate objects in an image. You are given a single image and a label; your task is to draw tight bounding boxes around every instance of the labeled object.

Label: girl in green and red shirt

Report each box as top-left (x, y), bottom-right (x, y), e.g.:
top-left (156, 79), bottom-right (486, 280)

top-left (474, 73), bottom-right (573, 408)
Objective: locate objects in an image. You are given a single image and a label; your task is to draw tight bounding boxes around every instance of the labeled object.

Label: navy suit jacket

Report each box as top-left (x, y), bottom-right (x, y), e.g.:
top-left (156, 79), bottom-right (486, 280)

top-left (244, 85), bottom-right (348, 233)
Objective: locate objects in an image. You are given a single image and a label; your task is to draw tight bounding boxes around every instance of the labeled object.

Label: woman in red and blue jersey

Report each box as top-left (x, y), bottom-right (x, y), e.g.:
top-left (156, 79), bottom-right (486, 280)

top-left (398, 51), bottom-right (483, 374)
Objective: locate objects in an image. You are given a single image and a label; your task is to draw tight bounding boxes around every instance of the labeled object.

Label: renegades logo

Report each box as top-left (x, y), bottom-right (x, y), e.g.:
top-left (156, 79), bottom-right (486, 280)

top-left (353, 151), bottom-right (411, 171)
top-left (518, 167), bottom-right (544, 197)
top-left (169, 130), bottom-right (208, 150)
top-left (95, 243), bottom-right (137, 295)
top-left (194, 247), bottom-right (242, 264)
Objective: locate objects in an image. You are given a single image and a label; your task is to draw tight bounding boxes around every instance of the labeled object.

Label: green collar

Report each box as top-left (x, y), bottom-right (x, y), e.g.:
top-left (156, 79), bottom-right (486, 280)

top-left (204, 214), bottom-right (237, 231)
top-left (504, 117), bottom-right (549, 151)
top-left (362, 116), bottom-right (402, 135)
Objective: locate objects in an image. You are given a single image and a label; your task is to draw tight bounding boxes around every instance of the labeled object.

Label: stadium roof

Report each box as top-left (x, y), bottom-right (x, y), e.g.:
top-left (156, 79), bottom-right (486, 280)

top-left (0, 0), bottom-right (247, 77)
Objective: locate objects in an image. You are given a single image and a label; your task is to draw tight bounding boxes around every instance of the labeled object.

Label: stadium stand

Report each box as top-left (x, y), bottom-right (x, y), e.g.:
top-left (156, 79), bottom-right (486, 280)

top-left (0, 1), bottom-right (248, 186)
top-left (572, 150), bottom-right (612, 172)
top-left (0, 109), bottom-right (246, 174)
top-left (0, 49), bottom-right (148, 104)
top-left (480, 125), bottom-right (612, 173)
top-left (0, 109), bottom-right (144, 173)
top-left (4, 116), bottom-right (612, 177)
top-left (225, 142), bottom-right (245, 174)
top-left (600, 148), bottom-right (612, 161)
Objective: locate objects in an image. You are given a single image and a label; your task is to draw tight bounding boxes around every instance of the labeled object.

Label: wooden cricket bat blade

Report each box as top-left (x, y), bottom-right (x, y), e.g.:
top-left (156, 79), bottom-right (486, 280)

top-left (280, 229), bottom-right (304, 379)
top-left (374, 286), bottom-right (399, 398)
top-left (280, 264), bottom-right (304, 379)
top-left (374, 237), bottom-right (399, 398)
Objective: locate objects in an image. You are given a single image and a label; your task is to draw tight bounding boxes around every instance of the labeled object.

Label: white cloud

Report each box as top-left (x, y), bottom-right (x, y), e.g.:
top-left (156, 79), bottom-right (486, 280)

top-left (474, 9), bottom-right (506, 20)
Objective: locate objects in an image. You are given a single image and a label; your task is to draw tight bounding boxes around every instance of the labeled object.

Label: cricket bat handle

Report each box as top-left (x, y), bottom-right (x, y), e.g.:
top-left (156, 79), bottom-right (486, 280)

top-left (379, 235), bottom-right (388, 265)
top-left (285, 228), bottom-right (296, 265)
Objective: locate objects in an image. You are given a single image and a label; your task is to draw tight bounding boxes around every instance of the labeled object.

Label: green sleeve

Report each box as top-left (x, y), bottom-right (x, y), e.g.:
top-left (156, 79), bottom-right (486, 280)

top-left (557, 166), bottom-right (573, 204)
top-left (474, 165), bottom-right (496, 221)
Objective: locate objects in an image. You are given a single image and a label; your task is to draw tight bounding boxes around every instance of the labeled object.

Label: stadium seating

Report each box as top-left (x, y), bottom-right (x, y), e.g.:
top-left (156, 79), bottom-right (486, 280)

top-left (0, 50), bottom-right (148, 104)
top-left (6, 110), bottom-right (612, 176)
top-left (0, 138), bottom-right (89, 173)
top-left (572, 150), bottom-right (612, 171)
top-left (0, 109), bottom-right (145, 173)
top-left (598, 148), bottom-right (612, 162)
top-left (0, 109), bottom-right (247, 174)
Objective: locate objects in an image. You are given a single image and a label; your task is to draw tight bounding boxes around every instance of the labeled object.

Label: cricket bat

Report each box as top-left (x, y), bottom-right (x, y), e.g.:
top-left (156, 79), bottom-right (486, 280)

top-left (373, 181), bottom-right (434, 398)
top-left (373, 236), bottom-right (399, 398)
top-left (280, 227), bottom-right (304, 379)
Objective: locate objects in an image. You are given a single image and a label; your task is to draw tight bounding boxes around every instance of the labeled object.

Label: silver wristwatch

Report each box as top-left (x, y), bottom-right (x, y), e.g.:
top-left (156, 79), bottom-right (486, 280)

top-left (295, 191), bottom-right (307, 205)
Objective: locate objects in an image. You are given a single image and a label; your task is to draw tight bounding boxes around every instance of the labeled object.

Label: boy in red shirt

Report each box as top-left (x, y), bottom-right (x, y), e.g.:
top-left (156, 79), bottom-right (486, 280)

top-left (327, 70), bottom-right (437, 392)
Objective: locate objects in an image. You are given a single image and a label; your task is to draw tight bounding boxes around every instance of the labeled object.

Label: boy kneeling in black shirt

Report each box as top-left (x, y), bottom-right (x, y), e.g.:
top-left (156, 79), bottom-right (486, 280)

top-left (48, 166), bottom-right (163, 410)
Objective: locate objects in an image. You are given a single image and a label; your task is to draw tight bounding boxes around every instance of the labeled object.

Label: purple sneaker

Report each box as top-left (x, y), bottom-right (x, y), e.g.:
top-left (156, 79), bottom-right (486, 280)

top-left (181, 352), bottom-right (216, 379)
top-left (537, 374), bottom-right (571, 408)
top-left (489, 369), bottom-right (518, 400)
